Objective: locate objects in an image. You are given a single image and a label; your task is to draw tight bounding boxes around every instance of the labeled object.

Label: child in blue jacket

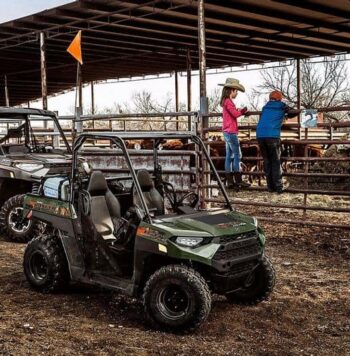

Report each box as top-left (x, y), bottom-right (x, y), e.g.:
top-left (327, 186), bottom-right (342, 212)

top-left (257, 91), bottom-right (294, 193)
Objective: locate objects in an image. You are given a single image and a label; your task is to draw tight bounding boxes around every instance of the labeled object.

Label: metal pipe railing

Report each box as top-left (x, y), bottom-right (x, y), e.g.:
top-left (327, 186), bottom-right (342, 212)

top-left (203, 184), bottom-right (350, 196)
top-left (1, 108), bottom-right (349, 228)
top-left (205, 198), bottom-right (350, 214)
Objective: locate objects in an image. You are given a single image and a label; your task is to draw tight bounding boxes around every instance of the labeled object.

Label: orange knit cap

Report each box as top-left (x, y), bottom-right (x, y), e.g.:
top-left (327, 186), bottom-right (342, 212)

top-left (269, 90), bottom-right (283, 101)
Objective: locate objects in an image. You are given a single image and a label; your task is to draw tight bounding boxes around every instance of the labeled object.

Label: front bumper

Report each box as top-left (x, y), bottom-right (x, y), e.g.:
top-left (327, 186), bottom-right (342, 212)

top-left (209, 231), bottom-right (264, 293)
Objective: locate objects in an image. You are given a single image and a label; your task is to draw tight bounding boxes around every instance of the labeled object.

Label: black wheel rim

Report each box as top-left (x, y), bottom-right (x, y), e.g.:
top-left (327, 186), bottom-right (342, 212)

top-left (29, 251), bottom-right (48, 281)
top-left (8, 207), bottom-right (31, 234)
top-left (157, 284), bottom-right (191, 321)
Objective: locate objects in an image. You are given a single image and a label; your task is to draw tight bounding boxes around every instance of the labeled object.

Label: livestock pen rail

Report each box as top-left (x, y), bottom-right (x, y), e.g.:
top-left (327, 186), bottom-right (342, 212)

top-left (202, 106), bottom-right (350, 229)
top-left (0, 108), bottom-right (349, 229)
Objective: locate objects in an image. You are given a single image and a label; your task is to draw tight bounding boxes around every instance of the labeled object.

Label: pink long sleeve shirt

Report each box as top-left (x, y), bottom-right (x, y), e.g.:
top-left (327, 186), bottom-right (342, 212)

top-left (222, 98), bottom-right (243, 134)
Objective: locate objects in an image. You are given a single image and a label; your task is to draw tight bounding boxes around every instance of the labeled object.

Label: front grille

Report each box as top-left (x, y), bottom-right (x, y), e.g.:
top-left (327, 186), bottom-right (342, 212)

top-left (220, 231), bottom-right (257, 244)
top-left (213, 229), bottom-right (261, 263)
top-left (214, 241), bottom-right (260, 260)
top-left (231, 261), bottom-right (256, 275)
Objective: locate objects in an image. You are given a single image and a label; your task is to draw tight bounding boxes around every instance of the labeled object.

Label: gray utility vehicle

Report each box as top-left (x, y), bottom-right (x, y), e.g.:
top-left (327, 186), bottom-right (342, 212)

top-left (23, 132), bottom-right (275, 333)
top-left (0, 107), bottom-right (71, 242)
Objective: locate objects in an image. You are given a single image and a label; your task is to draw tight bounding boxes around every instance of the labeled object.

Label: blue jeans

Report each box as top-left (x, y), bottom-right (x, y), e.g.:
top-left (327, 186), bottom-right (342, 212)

top-left (258, 138), bottom-right (283, 191)
top-left (223, 132), bottom-right (241, 172)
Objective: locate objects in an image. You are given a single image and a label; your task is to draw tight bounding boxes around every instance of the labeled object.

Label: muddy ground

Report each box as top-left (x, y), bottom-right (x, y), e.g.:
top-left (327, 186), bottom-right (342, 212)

top-left (0, 221), bottom-right (349, 356)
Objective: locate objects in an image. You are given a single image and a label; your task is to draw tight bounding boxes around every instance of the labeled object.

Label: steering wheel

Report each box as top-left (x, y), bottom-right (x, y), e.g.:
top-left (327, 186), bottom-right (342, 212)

top-left (80, 190), bottom-right (91, 216)
top-left (177, 191), bottom-right (199, 208)
top-left (163, 181), bottom-right (199, 210)
top-left (162, 181), bottom-right (177, 208)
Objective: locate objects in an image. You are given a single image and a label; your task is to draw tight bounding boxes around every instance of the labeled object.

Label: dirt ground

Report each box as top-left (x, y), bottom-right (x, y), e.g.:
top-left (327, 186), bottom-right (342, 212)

top-left (0, 221), bottom-right (349, 356)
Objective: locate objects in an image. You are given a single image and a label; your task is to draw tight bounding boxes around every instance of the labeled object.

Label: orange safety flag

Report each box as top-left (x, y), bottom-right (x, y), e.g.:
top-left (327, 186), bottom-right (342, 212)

top-left (67, 30), bottom-right (83, 65)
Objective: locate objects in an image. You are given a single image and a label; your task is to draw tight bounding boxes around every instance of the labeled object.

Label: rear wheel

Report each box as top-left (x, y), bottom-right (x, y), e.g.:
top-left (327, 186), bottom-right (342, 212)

top-left (143, 265), bottom-right (211, 333)
top-left (225, 256), bottom-right (276, 305)
top-left (0, 194), bottom-right (39, 243)
top-left (23, 234), bottom-right (69, 293)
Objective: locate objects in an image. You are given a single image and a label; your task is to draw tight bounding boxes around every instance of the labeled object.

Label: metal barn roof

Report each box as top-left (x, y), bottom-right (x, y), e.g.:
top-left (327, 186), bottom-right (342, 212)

top-left (0, 0), bottom-right (349, 105)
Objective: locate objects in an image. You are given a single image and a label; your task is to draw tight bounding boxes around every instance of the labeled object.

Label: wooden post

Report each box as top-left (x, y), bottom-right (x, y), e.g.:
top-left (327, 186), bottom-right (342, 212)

top-left (4, 75), bottom-right (9, 107)
top-left (296, 58), bottom-right (301, 140)
top-left (198, 0), bottom-right (209, 208)
top-left (175, 71), bottom-right (179, 131)
top-left (198, 0), bottom-right (208, 119)
top-left (186, 48), bottom-right (192, 131)
top-left (40, 33), bottom-right (48, 131)
top-left (91, 81), bottom-right (95, 129)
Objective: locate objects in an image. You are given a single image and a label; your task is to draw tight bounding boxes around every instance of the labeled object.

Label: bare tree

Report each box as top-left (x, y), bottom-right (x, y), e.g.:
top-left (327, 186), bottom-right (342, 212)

top-left (131, 90), bottom-right (178, 130)
top-left (208, 87), bottom-right (221, 113)
top-left (250, 56), bottom-right (350, 121)
top-left (132, 90), bottom-right (172, 113)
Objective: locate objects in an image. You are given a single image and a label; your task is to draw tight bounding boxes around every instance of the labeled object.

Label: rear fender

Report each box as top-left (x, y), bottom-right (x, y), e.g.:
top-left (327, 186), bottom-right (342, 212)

top-left (23, 194), bottom-right (76, 236)
top-left (23, 194), bottom-right (86, 279)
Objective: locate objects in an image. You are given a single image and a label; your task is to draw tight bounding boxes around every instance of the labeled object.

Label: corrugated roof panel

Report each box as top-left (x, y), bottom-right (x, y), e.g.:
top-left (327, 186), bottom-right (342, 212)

top-left (0, 0), bottom-right (349, 105)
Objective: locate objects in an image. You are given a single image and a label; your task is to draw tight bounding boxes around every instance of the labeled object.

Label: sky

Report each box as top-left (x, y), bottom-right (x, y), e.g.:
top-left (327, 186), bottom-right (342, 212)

top-left (0, 0), bottom-right (72, 23)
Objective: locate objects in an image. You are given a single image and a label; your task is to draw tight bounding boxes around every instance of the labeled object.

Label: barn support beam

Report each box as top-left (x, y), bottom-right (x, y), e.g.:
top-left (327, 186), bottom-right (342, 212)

top-left (4, 75), bottom-right (9, 107)
top-left (174, 70), bottom-right (179, 130)
top-left (91, 80), bottom-right (95, 128)
top-left (40, 32), bottom-right (48, 129)
top-left (297, 58), bottom-right (301, 139)
top-left (198, 0), bottom-right (209, 208)
top-left (198, 0), bottom-right (208, 117)
top-left (187, 48), bottom-right (192, 131)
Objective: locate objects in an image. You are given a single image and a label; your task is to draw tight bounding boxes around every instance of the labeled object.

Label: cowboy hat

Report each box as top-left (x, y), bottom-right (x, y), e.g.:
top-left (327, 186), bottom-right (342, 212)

top-left (218, 78), bottom-right (245, 92)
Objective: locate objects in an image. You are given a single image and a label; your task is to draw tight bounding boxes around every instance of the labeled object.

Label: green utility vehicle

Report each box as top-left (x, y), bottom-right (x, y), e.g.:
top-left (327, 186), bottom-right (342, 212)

top-left (22, 132), bottom-right (275, 332)
top-left (0, 107), bottom-right (72, 242)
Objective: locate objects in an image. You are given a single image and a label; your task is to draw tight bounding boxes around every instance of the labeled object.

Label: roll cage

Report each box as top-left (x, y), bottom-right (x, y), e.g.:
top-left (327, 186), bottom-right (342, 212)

top-left (0, 107), bottom-right (71, 154)
top-left (70, 132), bottom-right (233, 222)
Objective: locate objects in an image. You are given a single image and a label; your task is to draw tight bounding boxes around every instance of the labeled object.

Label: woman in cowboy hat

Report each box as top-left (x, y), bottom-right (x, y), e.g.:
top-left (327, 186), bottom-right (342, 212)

top-left (219, 78), bottom-right (250, 189)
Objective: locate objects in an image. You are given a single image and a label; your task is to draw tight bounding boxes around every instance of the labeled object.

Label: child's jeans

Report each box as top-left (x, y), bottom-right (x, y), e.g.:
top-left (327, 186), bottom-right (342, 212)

top-left (223, 132), bottom-right (241, 172)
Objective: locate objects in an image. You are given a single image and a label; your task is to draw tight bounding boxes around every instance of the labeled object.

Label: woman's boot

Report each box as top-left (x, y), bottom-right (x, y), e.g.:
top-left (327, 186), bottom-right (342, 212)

top-left (234, 172), bottom-right (251, 188)
top-left (225, 173), bottom-right (235, 189)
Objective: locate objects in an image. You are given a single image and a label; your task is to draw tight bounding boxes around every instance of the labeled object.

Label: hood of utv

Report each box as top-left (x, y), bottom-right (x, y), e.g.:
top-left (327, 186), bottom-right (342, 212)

top-left (8, 153), bottom-right (71, 164)
top-left (4, 153), bottom-right (72, 177)
top-left (156, 210), bottom-right (257, 237)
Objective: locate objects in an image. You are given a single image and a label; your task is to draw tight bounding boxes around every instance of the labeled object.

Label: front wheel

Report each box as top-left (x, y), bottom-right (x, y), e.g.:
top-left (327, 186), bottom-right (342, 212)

top-left (225, 256), bottom-right (276, 305)
top-left (0, 194), bottom-right (40, 243)
top-left (23, 234), bottom-right (69, 293)
top-left (143, 265), bottom-right (211, 333)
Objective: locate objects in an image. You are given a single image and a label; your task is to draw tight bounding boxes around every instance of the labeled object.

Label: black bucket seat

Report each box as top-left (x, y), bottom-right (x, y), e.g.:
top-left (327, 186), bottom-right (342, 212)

top-left (87, 171), bottom-right (121, 240)
top-left (133, 169), bottom-right (164, 215)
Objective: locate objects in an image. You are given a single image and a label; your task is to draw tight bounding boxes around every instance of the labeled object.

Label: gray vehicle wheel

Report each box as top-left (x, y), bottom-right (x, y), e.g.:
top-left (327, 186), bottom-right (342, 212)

top-left (0, 194), bottom-right (40, 243)
top-left (23, 234), bottom-right (69, 293)
top-left (143, 265), bottom-right (211, 333)
top-left (225, 256), bottom-right (276, 305)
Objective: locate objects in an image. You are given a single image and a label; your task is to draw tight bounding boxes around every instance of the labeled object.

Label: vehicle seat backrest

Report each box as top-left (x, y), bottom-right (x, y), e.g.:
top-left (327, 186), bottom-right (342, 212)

top-left (133, 169), bottom-right (164, 215)
top-left (88, 171), bottom-right (120, 240)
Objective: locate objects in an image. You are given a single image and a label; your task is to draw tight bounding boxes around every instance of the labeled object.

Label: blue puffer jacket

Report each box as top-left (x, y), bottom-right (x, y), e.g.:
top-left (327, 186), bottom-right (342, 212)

top-left (256, 100), bottom-right (288, 138)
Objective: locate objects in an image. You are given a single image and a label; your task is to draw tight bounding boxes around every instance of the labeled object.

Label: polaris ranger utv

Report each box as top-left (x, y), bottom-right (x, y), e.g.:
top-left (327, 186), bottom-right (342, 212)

top-left (0, 107), bottom-right (71, 242)
top-left (22, 132), bottom-right (275, 332)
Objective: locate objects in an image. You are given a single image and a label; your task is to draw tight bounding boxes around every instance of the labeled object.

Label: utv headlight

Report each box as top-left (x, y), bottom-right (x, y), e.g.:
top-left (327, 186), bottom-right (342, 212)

top-left (175, 236), bottom-right (204, 248)
top-left (253, 217), bottom-right (258, 227)
top-left (15, 163), bottom-right (44, 172)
